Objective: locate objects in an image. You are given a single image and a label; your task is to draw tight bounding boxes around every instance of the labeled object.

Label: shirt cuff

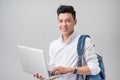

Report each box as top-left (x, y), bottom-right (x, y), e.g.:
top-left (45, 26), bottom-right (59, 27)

top-left (88, 64), bottom-right (100, 75)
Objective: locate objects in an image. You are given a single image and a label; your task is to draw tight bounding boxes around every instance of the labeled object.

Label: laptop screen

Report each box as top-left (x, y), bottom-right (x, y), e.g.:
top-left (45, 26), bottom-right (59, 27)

top-left (17, 45), bottom-right (49, 78)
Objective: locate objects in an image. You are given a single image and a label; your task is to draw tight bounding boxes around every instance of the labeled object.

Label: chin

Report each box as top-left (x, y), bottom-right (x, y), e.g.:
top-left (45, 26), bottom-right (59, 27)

top-left (62, 32), bottom-right (70, 35)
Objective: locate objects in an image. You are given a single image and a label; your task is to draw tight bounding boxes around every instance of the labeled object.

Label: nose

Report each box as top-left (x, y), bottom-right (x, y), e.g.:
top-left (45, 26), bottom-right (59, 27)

top-left (62, 21), bottom-right (67, 27)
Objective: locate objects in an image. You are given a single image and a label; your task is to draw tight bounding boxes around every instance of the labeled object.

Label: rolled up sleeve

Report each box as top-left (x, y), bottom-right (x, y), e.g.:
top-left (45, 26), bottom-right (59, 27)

top-left (84, 37), bottom-right (100, 75)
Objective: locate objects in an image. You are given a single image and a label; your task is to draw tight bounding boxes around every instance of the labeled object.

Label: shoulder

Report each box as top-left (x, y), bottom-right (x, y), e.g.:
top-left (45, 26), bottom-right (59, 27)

top-left (85, 35), bottom-right (93, 46)
top-left (50, 38), bottom-right (59, 46)
top-left (77, 34), bottom-right (93, 46)
top-left (78, 34), bottom-right (92, 41)
top-left (49, 38), bottom-right (60, 49)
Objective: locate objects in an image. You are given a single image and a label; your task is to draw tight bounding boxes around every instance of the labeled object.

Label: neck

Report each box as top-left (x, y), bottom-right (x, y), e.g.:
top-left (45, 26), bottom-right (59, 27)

top-left (62, 35), bottom-right (69, 43)
top-left (62, 31), bottom-right (74, 43)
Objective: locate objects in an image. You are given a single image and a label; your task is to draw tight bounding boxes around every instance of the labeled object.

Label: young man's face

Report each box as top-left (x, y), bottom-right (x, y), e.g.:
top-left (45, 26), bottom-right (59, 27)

top-left (58, 13), bottom-right (77, 36)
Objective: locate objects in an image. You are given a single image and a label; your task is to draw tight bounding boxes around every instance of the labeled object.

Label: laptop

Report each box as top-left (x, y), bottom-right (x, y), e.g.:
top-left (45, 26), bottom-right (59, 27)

top-left (17, 45), bottom-right (62, 80)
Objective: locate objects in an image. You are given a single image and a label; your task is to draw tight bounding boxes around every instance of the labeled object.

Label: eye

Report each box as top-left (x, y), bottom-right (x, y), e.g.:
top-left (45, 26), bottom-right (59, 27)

top-left (66, 19), bottom-right (71, 23)
top-left (68, 20), bottom-right (71, 22)
top-left (58, 20), bottom-right (62, 23)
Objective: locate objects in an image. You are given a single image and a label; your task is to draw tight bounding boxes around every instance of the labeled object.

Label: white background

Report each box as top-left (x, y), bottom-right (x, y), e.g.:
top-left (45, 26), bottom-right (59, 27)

top-left (0, 0), bottom-right (120, 80)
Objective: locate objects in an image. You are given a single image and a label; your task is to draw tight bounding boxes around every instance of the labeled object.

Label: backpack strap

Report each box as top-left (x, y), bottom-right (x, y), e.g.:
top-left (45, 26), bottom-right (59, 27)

top-left (76, 35), bottom-right (90, 80)
top-left (77, 35), bottom-right (90, 66)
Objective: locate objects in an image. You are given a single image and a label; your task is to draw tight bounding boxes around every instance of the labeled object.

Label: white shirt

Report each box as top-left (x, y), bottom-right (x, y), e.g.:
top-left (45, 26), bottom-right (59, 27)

top-left (49, 32), bottom-right (100, 80)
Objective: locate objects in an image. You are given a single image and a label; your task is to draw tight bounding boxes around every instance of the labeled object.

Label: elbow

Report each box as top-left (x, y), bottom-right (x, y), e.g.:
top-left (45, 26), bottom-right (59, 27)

top-left (88, 64), bottom-right (100, 75)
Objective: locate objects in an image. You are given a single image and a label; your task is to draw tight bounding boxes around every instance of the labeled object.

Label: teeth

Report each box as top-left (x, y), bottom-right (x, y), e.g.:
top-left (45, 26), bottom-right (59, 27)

top-left (62, 28), bottom-right (67, 31)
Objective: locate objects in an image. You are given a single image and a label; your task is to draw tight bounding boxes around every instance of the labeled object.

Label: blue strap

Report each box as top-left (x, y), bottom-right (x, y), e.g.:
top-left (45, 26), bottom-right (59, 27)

top-left (76, 35), bottom-right (90, 80)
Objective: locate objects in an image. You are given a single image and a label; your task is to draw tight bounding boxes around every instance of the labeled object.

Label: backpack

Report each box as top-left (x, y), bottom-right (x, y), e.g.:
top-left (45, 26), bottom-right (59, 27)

top-left (76, 35), bottom-right (105, 80)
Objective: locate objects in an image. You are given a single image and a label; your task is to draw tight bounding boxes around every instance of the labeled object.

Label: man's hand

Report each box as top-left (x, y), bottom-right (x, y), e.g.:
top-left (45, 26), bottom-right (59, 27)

top-left (51, 66), bottom-right (73, 75)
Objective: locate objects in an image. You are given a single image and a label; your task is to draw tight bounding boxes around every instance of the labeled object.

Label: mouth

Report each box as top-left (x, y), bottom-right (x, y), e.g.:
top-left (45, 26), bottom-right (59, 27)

top-left (61, 28), bottom-right (68, 32)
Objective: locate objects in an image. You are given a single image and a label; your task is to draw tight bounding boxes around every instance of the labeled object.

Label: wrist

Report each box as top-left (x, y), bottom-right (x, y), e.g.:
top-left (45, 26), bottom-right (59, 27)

top-left (67, 67), bottom-right (74, 73)
top-left (73, 67), bottom-right (78, 74)
top-left (66, 67), bottom-right (78, 74)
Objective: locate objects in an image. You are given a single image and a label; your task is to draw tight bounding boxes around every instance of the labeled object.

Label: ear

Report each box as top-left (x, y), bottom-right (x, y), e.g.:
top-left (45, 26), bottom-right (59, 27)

top-left (74, 19), bottom-right (77, 25)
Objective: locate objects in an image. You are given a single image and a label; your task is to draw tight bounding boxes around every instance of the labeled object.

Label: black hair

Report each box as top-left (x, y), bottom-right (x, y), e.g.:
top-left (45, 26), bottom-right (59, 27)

top-left (57, 5), bottom-right (76, 19)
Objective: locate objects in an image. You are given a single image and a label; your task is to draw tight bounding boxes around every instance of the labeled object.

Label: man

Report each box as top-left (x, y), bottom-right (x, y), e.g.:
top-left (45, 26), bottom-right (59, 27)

top-left (34, 5), bottom-right (100, 80)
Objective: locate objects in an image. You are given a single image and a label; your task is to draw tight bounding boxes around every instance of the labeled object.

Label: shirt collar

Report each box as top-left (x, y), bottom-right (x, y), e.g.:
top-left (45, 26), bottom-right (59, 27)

top-left (59, 31), bottom-right (78, 45)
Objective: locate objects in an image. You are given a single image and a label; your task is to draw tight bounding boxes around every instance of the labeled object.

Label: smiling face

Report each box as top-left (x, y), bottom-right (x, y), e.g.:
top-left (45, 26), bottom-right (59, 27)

top-left (58, 13), bottom-right (77, 36)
